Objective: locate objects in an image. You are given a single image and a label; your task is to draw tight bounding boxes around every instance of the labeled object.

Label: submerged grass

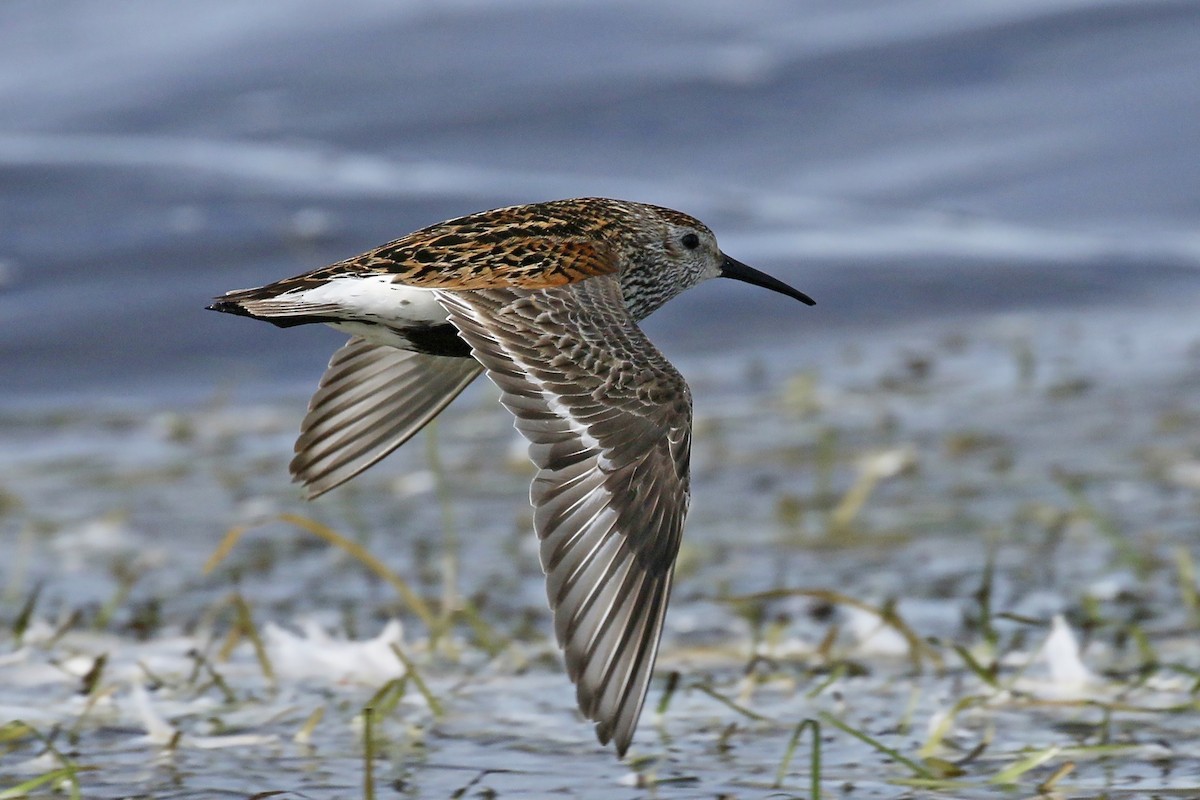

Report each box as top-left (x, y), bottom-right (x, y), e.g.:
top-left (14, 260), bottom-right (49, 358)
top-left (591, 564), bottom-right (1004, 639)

top-left (230, 592), bottom-right (275, 683)
top-left (294, 705), bottom-right (324, 744)
top-left (205, 513), bottom-right (438, 629)
top-left (819, 710), bottom-right (936, 781)
top-left (362, 704), bottom-right (377, 800)
top-left (690, 681), bottom-right (770, 722)
top-left (9, 584), bottom-right (40, 645)
top-left (1175, 546), bottom-right (1199, 627)
top-left (0, 723), bottom-right (86, 800)
top-left (425, 420), bottom-right (461, 639)
top-left (773, 717), bottom-right (821, 798)
top-left (0, 766), bottom-right (81, 800)
top-left (388, 643), bottom-right (444, 717)
top-left (727, 587), bottom-right (943, 672)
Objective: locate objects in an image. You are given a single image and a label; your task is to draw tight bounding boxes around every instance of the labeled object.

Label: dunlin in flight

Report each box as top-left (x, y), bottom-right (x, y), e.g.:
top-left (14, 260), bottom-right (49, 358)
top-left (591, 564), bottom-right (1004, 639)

top-left (209, 197), bottom-right (814, 755)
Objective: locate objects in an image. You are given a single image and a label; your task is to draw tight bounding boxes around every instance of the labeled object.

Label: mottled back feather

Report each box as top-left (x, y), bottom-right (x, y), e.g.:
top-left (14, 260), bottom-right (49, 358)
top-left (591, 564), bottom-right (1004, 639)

top-left (214, 200), bottom-right (640, 313)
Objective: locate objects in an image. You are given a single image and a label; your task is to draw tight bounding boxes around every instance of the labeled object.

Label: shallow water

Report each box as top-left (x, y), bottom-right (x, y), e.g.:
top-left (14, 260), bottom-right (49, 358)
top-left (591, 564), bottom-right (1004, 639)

top-left (5, 297), bottom-right (1200, 797)
top-left (2, 1), bottom-right (1200, 797)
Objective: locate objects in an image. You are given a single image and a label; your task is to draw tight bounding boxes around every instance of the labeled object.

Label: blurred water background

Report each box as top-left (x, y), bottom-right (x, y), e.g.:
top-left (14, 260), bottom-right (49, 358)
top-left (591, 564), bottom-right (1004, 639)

top-left (2, 0), bottom-right (1197, 408)
top-left (3, 2), bottom-right (1200, 797)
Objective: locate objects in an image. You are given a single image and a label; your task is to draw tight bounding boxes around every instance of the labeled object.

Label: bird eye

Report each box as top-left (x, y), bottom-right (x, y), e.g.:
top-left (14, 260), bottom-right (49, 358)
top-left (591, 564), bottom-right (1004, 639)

top-left (681, 232), bottom-right (700, 250)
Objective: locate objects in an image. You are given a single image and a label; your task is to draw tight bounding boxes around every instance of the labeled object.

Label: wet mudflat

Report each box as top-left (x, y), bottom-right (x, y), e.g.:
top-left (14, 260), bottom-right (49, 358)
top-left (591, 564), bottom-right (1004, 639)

top-left (4, 292), bottom-right (1200, 798)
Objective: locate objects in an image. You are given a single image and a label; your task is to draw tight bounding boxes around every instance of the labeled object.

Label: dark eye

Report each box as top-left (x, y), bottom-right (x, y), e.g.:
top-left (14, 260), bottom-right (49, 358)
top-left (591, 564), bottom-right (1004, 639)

top-left (681, 232), bottom-right (700, 250)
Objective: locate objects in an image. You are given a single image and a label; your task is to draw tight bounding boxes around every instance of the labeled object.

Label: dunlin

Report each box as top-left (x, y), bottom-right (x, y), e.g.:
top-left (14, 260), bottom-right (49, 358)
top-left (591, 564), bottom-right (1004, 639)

top-left (209, 197), bottom-right (814, 755)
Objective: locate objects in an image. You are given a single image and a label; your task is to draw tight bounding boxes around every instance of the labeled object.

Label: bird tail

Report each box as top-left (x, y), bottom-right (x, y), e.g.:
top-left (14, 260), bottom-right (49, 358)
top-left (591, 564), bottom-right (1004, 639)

top-left (207, 283), bottom-right (342, 328)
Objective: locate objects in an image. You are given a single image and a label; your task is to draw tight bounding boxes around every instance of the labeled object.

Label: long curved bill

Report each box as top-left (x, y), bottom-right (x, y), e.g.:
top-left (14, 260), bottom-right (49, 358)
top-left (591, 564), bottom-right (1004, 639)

top-left (720, 254), bottom-right (815, 306)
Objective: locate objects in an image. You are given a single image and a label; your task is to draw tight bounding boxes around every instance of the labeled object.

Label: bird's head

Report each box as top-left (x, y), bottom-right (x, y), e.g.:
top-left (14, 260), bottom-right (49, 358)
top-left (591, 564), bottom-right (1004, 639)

top-left (613, 201), bottom-right (815, 320)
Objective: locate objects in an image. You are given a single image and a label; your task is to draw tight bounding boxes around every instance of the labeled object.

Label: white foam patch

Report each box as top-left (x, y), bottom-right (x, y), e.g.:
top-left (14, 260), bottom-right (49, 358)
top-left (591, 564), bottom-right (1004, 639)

top-left (1042, 614), bottom-right (1095, 688)
top-left (264, 619), bottom-right (407, 684)
top-left (130, 682), bottom-right (177, 744)
top-left (128, 683), bottom-right (280, 748)
top-left (0, 616), bottom-right (429, 756)
top-left (844, 606), bottom-right (910, 657)
top-left (1008, 615), bottom-right (1100, 700)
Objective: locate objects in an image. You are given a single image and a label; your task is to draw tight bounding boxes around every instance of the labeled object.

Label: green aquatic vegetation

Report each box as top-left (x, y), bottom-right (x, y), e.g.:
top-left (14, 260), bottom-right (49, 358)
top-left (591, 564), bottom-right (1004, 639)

top-left (92, 553), bottom-right (144, 631)
top-left (988, 744), bottom-right (1063, 785)
top-left (388, 643), bottom-right (443, 718)
top-left (918, 693), bottom-right (993, 760)
top-left (655, 670), bottom-right (680, 716)
top-left (293, 704), bottom-right (324, 744)
top-left (1036, 759), bottom-right (1076, 793)
top-left (820, 710), bottom-right (936, 780)
top-left (187, 647), bottom-right (238, 704)
top-left (206, 513), bottom-right (438, 630)
top-left (1056, 478), bottom-right (1154, 577)
top-left (951, 643), bottom-right (999, 688)
top-left (805, 661), bottom-right (853, 699)
top-left (231, 592), bottom-right (275, 684)
top-left (9, 584), bottom-right (40, 645)
top-left (0, 765), bottom-right (83, 800)
top-left (967, 551), bottom-right (1000, 648)
top-left (779, 371), bottom-right (822, 418)
top-left (1046, 376), bottom-right (1093, 400)
top-left (0, 722), bottom-right (86, 800)
top-left (772, 717), bottom-right (821, 798)
top-left (690, 681), bottom-right (771, 723)
top-left (729, 587), bottom-right (942, 672)
top-left (943, 430), bottom-right (1008, 460)
top-left (78, 652), bottom-right (106, 696)
top-left (824, 446), bottom-right (918, 543)
top-left (1010, 335), bottom-right (1037, 390)
top-left (0, 721), bottom-right (36, 751)
top-left (0, 487), bottom-right (24, 519)
top-left (1175, 546), bottom-right (1199, 627)
top-left (454, 595), bottom-right (504, 657)
top-left (425, 420), bottom-right (461, 632)
top-left (361, 703), bottom-right (378, 800)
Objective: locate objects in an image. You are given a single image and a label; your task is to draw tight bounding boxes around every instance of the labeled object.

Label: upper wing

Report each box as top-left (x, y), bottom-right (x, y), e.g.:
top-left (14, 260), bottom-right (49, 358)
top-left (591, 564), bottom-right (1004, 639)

top-left (290, 337), bottom-right (482, 498)
top-left (436, 276), bottom-right (692, 756)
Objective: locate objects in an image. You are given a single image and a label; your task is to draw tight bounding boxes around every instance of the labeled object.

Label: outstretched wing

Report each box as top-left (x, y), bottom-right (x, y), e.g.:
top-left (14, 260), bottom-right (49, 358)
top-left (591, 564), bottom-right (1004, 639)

top-left (290, 337), bottom-right (482, 498)
top-left (437, 276), bottom-right (692, 756)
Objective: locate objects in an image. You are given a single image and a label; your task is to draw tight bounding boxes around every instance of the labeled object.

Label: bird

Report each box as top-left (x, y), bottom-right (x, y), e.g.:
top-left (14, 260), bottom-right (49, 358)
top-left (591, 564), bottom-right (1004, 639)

top-left (208, 197), bottom-right (814, 755)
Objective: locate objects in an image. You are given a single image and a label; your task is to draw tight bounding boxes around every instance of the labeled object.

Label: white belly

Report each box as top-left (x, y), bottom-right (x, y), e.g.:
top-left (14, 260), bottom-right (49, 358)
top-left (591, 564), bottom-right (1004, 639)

top-left (297, 275), bottom-right (448, 326)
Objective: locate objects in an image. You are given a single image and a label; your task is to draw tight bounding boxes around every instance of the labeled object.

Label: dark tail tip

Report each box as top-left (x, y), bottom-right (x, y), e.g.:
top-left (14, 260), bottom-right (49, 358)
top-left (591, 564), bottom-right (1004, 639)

top-left (207, 298), bottom-right (251, 317)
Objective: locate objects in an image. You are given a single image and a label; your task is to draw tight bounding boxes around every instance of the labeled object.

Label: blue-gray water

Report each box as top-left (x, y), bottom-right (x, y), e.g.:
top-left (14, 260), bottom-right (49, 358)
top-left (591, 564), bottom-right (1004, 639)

top-left (1, 0), bottom-right (1198, 407)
